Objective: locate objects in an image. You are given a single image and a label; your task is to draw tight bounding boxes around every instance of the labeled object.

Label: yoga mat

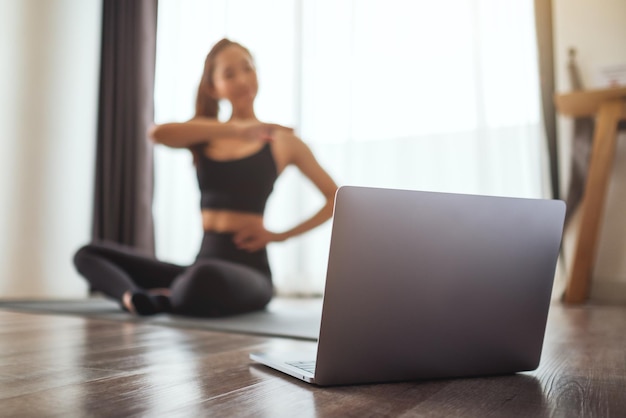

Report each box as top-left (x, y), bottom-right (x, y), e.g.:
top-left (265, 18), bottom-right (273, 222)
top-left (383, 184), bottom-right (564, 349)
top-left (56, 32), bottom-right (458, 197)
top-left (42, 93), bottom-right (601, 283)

top-left (0, 297), bottom-right (321, 341)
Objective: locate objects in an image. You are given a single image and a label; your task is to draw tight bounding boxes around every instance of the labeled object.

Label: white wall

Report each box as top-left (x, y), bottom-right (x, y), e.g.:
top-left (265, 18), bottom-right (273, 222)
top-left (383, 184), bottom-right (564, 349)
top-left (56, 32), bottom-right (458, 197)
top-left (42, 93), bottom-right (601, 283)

top-left (0, 0), bottom-right (101, 298)
top-left (553, 0), bottom-right (626, 302)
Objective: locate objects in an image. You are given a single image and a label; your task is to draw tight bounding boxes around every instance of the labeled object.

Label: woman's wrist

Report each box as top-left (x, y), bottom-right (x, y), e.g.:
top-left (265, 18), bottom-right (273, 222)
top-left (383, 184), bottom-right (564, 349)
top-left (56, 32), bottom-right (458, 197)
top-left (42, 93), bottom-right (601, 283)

top-left (273, 231), bottom-right (290, 243)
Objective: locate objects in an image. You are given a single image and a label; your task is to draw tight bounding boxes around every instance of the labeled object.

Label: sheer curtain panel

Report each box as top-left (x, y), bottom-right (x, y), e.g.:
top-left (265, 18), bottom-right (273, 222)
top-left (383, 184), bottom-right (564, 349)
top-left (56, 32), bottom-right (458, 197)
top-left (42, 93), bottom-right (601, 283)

top-left (153, 0), bottom-right (546, 295)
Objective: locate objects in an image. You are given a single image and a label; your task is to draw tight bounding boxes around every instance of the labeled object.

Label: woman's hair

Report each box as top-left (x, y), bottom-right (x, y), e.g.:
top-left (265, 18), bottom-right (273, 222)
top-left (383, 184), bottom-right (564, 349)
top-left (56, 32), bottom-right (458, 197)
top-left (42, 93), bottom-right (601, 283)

top-left (194, 38), bottom-right (254, 119)
top-left (190, 39), bottom-right (253, 164)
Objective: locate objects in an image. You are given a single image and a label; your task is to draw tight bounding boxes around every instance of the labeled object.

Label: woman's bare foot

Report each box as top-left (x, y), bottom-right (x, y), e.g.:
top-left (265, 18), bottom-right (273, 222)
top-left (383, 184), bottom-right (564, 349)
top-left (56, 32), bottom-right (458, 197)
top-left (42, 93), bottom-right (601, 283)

top-left (122, 291), bottom-right (136, 314)
top-left (121, 291), bottom-right (160, 316)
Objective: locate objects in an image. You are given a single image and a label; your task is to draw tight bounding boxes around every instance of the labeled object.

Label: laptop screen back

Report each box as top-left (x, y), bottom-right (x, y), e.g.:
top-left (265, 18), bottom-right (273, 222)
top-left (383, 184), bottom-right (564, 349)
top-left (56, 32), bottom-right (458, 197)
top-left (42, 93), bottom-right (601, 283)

top-left (313, 186), bottom-right (565, 386)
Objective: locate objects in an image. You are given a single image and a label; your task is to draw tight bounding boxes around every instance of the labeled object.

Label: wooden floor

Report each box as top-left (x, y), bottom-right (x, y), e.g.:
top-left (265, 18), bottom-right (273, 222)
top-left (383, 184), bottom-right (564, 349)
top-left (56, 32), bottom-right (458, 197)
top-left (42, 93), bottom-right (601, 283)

top-left (0, 302), bottom-right (625, 417)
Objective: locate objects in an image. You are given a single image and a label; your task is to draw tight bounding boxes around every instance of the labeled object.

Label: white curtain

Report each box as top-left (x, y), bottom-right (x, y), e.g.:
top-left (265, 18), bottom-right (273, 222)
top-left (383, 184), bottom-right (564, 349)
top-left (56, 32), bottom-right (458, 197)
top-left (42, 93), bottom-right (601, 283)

top-left (153, 0), bottom-right (546, 295)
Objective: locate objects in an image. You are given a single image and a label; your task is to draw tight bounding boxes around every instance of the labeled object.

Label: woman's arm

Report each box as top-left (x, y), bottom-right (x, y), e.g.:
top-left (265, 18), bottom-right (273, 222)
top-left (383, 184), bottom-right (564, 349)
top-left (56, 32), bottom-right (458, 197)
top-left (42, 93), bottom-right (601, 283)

top-left (233, 134), bottom-right (338, 252)
top-left (149, 117), bottom-right (292, 148)
top-left (274, 137), bottom-right (338, 241)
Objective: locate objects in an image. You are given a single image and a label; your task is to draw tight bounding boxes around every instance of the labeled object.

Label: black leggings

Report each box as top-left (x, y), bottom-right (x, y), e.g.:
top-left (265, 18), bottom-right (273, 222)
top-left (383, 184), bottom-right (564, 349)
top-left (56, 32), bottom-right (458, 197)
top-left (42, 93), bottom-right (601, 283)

top-left (73, 232), bottom-right (273, 317)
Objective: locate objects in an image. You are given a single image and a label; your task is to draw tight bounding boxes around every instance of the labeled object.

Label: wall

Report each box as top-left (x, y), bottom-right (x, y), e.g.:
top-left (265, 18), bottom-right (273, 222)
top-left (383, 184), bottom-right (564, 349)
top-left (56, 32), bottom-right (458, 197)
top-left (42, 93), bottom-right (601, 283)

top-left (553, 0), bottom-right (626, 302)
top-left (0, 0), bottom-right (101, 298)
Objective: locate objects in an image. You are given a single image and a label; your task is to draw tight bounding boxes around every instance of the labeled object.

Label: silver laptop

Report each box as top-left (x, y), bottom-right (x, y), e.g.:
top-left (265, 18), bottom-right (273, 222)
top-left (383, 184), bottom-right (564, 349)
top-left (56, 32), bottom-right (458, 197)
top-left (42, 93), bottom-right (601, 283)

top-left (250, 185), bottom-right (565, 386)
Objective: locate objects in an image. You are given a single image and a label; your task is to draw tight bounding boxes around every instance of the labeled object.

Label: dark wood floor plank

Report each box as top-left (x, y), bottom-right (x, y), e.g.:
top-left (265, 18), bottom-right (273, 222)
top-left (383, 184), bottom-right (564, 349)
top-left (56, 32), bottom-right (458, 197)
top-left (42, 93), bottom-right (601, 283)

top-left (532, 304), bottom-right (626, 418)
top-left (0, 303), bottom-right (624, 417)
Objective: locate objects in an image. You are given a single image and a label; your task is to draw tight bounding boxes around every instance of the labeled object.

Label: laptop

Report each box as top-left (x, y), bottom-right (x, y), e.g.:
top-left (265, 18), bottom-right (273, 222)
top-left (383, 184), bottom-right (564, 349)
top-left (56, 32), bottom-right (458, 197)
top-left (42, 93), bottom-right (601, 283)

top-left (250, 185), bottom-right (565, 386)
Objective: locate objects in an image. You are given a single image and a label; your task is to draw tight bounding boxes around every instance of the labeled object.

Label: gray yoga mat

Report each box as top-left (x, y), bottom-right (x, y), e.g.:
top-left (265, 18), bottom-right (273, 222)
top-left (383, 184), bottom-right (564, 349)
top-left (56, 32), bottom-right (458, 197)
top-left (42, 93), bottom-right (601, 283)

top-left (0, 297), bottom-right (321, 341)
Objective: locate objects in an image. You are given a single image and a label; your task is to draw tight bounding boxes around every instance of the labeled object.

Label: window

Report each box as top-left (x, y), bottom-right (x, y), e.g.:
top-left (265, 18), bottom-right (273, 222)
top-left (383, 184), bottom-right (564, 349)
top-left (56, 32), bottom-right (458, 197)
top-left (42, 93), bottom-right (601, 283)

top-left (154, 0), bottom-right (545, 294)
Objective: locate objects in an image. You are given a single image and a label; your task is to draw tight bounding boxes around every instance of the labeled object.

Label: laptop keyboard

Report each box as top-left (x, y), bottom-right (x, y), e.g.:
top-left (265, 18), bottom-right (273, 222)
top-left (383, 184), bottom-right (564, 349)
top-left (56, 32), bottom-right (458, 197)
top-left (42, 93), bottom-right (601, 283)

top-left (287, 360), bottom-right (316, 374)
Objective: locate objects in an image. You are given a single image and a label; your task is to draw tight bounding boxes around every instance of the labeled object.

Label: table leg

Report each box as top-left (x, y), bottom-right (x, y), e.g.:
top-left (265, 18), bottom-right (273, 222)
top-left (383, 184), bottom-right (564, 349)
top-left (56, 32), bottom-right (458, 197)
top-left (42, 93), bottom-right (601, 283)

top-left (564, 99), bottom-right (625, 303)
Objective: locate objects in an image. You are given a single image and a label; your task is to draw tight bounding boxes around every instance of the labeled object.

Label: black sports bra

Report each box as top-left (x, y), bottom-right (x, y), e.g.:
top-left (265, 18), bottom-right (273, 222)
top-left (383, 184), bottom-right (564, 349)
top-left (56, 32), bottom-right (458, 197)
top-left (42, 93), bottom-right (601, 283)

top-left (195, 143), bottom-right (278, 214)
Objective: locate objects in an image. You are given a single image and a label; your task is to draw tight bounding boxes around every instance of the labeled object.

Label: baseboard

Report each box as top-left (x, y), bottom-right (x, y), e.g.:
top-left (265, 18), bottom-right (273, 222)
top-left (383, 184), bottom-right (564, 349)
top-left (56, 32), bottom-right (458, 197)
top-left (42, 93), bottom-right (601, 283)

top-left (590, 281), bottom-right (626, 304)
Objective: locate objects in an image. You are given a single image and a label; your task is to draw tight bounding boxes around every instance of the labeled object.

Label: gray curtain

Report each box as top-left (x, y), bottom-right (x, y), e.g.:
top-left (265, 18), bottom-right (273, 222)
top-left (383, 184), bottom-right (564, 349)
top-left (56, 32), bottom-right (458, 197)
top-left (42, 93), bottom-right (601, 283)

top-left (534, 0), bottom-right (560, 201)
top-left (92, 0), bottom-right (158, 254)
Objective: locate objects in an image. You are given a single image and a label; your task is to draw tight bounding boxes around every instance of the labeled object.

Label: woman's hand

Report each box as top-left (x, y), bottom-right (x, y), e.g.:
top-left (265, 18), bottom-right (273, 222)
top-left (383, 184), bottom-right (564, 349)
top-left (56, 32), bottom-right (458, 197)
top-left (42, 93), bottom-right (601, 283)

top-left (232, 224), bottom-right (286, 252)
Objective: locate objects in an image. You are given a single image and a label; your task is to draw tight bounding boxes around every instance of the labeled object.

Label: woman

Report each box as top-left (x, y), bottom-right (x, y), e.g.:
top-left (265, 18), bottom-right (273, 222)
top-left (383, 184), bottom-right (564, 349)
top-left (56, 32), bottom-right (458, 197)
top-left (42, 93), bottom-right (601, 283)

top-left (74, 38), bottom-right (338, 316)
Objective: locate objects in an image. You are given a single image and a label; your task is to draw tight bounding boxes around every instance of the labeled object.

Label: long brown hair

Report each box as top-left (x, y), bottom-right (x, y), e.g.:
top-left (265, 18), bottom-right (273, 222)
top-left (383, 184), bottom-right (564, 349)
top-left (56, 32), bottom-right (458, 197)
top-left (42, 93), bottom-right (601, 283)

top-left (191, 39), bottom-right (254, 163)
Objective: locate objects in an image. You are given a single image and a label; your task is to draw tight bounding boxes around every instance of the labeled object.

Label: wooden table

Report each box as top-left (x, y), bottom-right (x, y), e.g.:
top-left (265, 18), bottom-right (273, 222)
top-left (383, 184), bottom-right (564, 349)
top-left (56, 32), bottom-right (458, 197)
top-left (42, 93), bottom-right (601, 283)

top-left (555, 87), bottom-right (626, 304)
top-left (0, 302), bottom-right (625, 417)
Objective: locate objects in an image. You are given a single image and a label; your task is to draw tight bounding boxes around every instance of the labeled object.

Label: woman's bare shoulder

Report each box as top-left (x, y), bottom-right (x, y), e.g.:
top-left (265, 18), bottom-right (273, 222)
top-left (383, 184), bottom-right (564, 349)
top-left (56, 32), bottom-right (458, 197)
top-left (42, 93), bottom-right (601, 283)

top-left (267, 131), bottom-right (307, 174)
top-left (273, 131), bottom-right (311, 158)
top-left (274, 130), bottom-right (310, 150)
